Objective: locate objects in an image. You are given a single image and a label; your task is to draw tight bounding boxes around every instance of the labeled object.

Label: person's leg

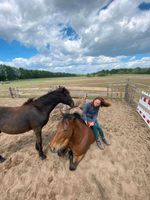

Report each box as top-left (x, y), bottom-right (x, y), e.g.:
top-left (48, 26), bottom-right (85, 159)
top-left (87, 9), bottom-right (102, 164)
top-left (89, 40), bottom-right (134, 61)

top-left (95, 120), bottom-right (110, 145)
top-left (91, 125), bottom-right (100, 141)
top-left (86, 117), bottom-right (104, 149)
top-left (94, 120), bottom-right (105, 139)
top-left (91, 125), bottom-right (104, 150)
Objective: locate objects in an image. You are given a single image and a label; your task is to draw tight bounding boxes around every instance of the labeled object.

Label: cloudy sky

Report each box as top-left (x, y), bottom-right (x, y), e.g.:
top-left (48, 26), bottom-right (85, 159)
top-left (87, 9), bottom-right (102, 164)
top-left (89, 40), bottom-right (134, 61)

top-left (0, 0), bottom-right (150, 74)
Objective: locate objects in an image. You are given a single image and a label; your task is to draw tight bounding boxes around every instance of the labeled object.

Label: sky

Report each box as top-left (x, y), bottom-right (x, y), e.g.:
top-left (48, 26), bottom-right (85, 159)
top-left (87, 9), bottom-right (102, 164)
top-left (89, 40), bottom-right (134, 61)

top-left (0, 0), bottom-right (150, 74)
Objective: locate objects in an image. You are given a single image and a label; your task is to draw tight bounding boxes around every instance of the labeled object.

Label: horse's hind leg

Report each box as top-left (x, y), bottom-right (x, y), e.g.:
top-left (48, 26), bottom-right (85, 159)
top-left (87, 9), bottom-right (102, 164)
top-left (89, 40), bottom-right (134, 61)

top-left (34, 128), bottom-right (46, 160)
top-left (0, 155), bottom-right (6, 163)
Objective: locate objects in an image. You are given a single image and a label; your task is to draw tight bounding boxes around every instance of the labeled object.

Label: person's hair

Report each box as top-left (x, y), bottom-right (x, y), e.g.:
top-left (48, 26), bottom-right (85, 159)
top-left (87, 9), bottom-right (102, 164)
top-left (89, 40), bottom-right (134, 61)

top-left (92, 97), bottom-right (111, 107)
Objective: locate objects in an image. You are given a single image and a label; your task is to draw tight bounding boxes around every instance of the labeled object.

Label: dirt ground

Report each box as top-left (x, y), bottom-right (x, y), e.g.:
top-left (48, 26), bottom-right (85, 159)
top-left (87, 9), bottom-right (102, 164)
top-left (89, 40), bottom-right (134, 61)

top-left (0, 98), bottom-right (150, 200)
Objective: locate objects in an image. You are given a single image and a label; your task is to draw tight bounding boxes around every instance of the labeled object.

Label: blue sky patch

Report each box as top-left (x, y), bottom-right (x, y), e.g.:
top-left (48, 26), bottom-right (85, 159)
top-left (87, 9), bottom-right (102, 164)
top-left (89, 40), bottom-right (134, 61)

top-left (121, 53), bottom-right (150, 63)
top-left (138, 2), bottom-right (150, 11)
top-left (0, 39), bottom-right (38, 61)
top-left (60, 25), bottom-right (80, 41)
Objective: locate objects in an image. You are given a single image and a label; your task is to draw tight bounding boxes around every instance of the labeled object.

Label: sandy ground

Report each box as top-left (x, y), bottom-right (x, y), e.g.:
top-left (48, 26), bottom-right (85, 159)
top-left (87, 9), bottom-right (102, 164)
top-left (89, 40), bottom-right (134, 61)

top-left (0, 98), bottom-right (150, 200)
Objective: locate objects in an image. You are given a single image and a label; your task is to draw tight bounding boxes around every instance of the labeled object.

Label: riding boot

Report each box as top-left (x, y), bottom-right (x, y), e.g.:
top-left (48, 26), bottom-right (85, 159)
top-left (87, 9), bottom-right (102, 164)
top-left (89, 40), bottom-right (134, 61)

top-left (96, 140), bottom-right (104, 150)
top-left (102, 138), bottom-right (110, 145)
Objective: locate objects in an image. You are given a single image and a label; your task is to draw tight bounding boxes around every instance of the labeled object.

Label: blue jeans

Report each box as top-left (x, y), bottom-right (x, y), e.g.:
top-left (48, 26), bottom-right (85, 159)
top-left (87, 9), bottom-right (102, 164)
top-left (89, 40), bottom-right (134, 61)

top-left (86, 117), bottom-right (105, 141)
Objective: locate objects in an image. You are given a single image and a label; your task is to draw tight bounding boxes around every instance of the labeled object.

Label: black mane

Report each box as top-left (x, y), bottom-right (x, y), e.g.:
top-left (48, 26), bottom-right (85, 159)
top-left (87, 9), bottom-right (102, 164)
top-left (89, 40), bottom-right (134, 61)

top-left (23, 98), bottom-right (34, 105)
top-left (23, 87), bottom-right (70, 106)
top-left (62, 112), bottom-right (86, 125)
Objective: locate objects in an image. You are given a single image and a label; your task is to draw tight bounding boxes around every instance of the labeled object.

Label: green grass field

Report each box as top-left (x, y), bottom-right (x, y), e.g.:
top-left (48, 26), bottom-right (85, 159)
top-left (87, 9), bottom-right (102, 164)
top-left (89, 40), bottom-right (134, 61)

top-left (0, 74), bottom-right (150, 90)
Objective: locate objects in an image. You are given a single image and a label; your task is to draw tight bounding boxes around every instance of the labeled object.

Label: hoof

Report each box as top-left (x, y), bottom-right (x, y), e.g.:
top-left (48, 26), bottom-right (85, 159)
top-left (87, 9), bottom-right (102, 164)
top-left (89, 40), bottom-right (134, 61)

top-left (40, 154), bottom-right (47, 160)
top-left (0, 155), bottom-right (6, 163)
top-left (57, 149), bottom-right (66, 157)
top-left (57, 151), bottom-right (63, 157)
top-left (69, 165), bottom-right (76, 171)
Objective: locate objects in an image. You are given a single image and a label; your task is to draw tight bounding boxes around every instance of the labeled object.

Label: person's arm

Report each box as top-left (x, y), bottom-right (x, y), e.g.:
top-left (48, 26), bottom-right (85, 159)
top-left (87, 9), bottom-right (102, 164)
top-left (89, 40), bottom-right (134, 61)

top-left (83, 103), bottom-right (89, 122)
top-left (92, 108), bottom-right (99, 123)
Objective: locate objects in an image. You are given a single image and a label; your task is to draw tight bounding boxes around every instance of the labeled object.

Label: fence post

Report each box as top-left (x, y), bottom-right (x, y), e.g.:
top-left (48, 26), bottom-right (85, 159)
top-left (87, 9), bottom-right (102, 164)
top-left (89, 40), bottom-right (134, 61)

top-left (120, 90), bottom-right (123, 100)
top-left (110, 84), bottom-right (112, 100)
top-left (125, 78), bottom-right (130, 102)
top-left (9, 87), bottom-right (14, 98)
top-left (107, 85), bottom-right (109, 98)
top-left (16, 87), bottom-right (19, 97)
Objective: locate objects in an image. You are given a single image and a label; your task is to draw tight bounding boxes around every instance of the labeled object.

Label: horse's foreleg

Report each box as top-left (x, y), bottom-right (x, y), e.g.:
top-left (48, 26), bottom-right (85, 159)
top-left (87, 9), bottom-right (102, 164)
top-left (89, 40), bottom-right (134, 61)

top-left (0, 155), bottom-right (6, 163)
top-left (68, 150), bottom-right (74, 170)
top-left (69, 151), bottom-right (84, 171)
top-left (34, 128), bottom-right (46, 160)
top-left (35, 142), bottom-right (39, 151)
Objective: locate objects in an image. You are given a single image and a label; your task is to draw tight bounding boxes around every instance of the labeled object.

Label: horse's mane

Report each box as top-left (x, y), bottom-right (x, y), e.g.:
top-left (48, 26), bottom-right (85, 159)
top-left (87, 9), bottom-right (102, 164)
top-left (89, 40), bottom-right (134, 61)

top-left (63, 112), bottom-right (86, 125)
top-left (23, 98), bottom-right (34, 105)
top-left (23, 87), bottom-right (70, 106)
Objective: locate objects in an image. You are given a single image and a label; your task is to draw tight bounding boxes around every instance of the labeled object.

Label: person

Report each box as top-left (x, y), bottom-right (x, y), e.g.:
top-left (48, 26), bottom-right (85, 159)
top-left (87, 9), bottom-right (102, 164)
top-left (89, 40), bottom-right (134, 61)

top-left (83, 96), bottom-right (111, 149)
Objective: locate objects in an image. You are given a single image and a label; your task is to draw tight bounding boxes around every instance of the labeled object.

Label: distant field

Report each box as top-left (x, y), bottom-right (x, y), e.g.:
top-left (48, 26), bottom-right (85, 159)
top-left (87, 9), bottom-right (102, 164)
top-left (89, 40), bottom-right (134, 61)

top-left (0, 74), bottom-right (150, 90)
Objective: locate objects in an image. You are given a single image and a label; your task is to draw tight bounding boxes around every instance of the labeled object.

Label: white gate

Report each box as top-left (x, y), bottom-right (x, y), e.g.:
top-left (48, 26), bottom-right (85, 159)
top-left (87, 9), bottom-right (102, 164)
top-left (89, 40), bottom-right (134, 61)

top-left (136, 91), bottom-right (150, 128)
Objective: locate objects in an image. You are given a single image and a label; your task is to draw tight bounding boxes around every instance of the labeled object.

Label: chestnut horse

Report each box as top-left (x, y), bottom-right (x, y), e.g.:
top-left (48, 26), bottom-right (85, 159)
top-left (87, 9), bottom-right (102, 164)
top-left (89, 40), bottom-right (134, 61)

top-left (0, 87), bottom-right (74, 162)
top-left (49, 112), bottom-right (95, 170)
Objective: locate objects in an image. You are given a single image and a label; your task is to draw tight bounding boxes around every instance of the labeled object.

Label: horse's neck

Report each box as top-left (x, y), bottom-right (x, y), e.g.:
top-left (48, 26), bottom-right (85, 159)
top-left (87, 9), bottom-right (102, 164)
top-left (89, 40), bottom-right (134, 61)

top-left (35, 95), bottom-right (61, 115)
top-left (45, 100), bottom-right (60, 113)
top-left (37, 91), bottom-right (63, 109)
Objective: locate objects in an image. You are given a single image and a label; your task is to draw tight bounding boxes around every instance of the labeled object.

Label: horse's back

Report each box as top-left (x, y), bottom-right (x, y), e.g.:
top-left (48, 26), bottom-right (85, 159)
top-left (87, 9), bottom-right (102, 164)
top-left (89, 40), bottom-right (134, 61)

top-left (0, 105), bottom-right (34, 134)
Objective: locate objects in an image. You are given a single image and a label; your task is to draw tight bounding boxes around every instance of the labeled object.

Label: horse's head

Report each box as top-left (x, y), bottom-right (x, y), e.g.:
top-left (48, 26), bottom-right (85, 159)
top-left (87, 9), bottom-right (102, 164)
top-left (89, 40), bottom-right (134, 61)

top-left (56, 86), bottom-right (74, 108)
top-left (49, 113), bottom-right (74, 153)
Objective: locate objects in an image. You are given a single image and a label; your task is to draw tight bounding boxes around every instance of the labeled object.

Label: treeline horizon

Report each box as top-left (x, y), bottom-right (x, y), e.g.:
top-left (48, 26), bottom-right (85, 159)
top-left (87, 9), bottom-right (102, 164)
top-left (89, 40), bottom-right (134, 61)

top-left (88, 67), bottom-right (150, 76)
top-left (0, 64), bottom-right (77, 81)
top-left (0, 64), bottom-right (150, 81)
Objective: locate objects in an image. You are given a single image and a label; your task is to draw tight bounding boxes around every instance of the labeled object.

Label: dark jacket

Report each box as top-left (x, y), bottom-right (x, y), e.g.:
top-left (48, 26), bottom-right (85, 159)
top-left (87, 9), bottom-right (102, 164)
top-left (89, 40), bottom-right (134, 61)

top-left (83, 102), bottom-right (100, 122)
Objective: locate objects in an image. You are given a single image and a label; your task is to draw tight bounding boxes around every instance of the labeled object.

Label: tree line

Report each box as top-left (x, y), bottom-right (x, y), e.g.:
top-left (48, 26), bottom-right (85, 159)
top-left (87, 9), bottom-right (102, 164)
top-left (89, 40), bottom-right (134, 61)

top-left (0, 64), bottom-right (76, 81)
top-left (87, 67), bottom-right (150, 77)
top-left (0, 64), bottom-right (149, 81)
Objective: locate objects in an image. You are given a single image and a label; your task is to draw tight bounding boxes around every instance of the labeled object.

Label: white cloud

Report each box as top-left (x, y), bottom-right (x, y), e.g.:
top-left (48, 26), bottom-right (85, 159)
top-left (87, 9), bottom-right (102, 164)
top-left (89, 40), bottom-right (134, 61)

top-left (0, 0), bottom-right (150, 73)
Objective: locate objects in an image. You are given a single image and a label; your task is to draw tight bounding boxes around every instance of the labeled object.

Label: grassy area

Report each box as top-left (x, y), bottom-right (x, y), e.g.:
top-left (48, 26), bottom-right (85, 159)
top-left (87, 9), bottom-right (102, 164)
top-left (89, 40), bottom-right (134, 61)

top-left (0, 74), bottom-right (150, 90)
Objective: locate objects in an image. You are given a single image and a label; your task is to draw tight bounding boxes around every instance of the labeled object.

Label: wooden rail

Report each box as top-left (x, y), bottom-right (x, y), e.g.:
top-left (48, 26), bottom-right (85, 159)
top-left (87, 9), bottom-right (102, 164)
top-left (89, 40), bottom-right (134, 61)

top-left (0, 80), bottom-right (149, 104)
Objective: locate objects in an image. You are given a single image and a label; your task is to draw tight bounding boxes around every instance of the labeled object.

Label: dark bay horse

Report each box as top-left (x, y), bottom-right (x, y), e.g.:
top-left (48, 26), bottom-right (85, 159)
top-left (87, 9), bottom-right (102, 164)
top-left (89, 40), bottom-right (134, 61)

top-left (0, 87), bottom-right (74, 162)
top-left (49, 112), bottom-right (95, 171)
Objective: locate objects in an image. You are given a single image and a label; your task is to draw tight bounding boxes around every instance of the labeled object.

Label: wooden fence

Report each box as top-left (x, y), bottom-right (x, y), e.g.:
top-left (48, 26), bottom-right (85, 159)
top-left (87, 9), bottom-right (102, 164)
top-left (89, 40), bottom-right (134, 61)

top-left (0, 80), bottom-right (149, 105)
top-left (124, 79), bottom-right (150, 107)
top-left (0, 85), bottom-right (125, 99)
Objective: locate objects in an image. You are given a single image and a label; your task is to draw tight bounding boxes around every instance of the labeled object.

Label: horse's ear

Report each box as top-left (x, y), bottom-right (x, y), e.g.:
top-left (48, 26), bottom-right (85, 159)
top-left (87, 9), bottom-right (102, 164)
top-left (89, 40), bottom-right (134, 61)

top-left (58, 86), bottom-right (64, 92)
top-left (61, 87), bottom-right (68, 94)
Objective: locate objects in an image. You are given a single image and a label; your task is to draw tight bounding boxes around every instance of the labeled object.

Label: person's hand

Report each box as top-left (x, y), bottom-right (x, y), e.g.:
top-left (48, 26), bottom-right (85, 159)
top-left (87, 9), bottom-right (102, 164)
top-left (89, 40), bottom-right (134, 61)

top-left (87, 121), bottom-right (94, 127)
